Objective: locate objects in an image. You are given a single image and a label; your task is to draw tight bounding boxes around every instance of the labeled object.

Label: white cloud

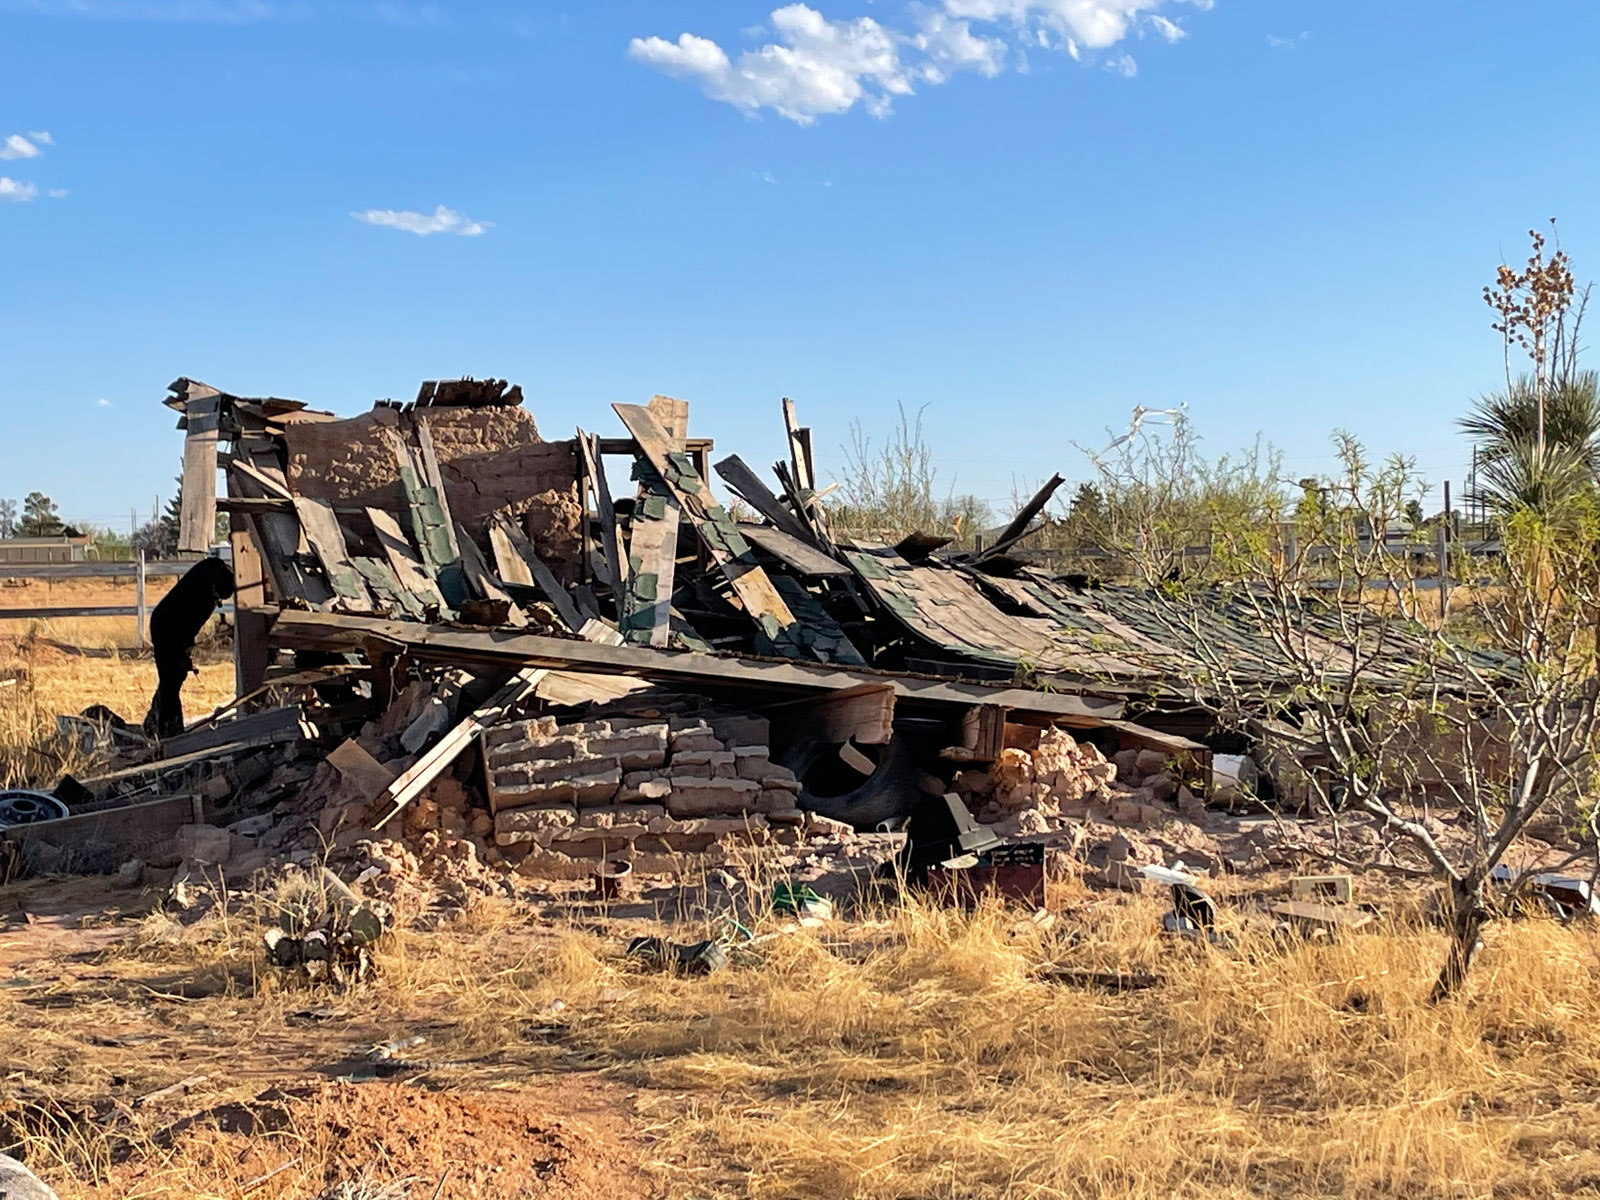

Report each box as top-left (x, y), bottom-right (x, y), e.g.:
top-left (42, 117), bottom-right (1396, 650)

top-left (1148, 14), bottom-right (1183, 41)
top-left (1268, 31), bottom-right (1309, 50)
top-left (351, 205), bottom-right (490, 236)
top-left (48, 188), bottom-right (69, 198)
top-left (629, 4), bottom-right (913, 124)
top-left (762, 170), bottom-right (778, 184)
top-left (912, 12), bottom-right (1007, 84)
top-left (96, 397), bottom-right (112, 407)
top-left (0, 177), bottom-right (38, 202)
top-left (0, 134), bottom-right (44, 160)
top-left (27, 131), bottom-right (53, 145)
top-left (630, 0), bottom-right (1206, 122)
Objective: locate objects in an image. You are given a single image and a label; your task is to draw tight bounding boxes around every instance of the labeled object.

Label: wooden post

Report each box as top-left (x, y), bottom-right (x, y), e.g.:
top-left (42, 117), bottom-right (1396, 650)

top-left (135, 550), bottom-right (147, 647)
top-left (1436, 521), bottom-right (1450, 621)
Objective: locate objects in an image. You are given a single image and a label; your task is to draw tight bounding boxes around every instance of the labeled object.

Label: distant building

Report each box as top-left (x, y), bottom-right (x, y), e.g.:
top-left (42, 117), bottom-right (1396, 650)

top-left (0, 535), bottom-right (93, 564)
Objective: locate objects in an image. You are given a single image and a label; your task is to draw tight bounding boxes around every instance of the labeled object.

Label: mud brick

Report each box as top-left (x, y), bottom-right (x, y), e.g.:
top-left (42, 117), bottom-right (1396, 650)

top-left (494, 804), bottom-right (577, 846)
top-left (732, 746), bottom-right (769, 775)
top-left (664, 777), bottom-right (760, 818)
top-left (584, 724), bottom-right (668, 770)
top-left (578, 804), bottom-right (667, 829)
top-left (709, 714), bottom-right (770, 747)
top-left (486, 735), bottom-right (582, 767)
top-left (619, 777), bottom-right (671, 802)
top-left (526, 754), bottom-right (620, 786)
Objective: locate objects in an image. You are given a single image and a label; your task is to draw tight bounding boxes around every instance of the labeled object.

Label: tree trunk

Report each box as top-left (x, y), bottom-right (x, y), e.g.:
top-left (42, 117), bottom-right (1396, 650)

top-left (1431, 874), bottom-right (1488, 1002)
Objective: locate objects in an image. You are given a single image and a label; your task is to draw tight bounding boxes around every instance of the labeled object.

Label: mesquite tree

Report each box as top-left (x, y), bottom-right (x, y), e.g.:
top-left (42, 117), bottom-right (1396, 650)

top-left (1133, 436), bottom-right (1600, 998)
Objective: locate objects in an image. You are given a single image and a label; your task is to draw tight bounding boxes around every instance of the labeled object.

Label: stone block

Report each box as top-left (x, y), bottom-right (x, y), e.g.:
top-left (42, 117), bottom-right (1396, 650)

top-left (1113, 748), bottom-right (1141, 778)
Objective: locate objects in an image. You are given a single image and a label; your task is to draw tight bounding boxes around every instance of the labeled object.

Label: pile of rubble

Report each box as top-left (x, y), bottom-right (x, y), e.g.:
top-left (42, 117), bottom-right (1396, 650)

top-left (6, 373), bottom-right (1378, 908)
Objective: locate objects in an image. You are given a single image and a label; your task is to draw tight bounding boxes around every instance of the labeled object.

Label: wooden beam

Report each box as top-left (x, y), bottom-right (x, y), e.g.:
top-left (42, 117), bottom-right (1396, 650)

top-left (454, 523), bottom-right (528, 627)
top-left (577, 429), bottom-right (622, 596)
top-left (616, 402), bottom-right (842, 661)
top-left (178, 395), bottom-right (221, 553)
top-left (738, 523), bottom-right (849, 578)
top-left (489, 513), bottom-right (585, 632)
top-left (782, 398), bottom-right (814, 493)
top-left (269, 609), bottom-right (1124, 722)
top-left (371, 668), bottom-right (547, 829)
top-left (982, 473), bottom-right (1066, 559)
top-left (714, 455), bottom-right (816, 543)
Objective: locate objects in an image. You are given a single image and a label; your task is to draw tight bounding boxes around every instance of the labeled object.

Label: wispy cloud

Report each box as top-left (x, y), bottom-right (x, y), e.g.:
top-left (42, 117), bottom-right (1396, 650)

top-left (351, 204), bottom-right (490, 237)
top-left (1267, 31), bottom-right (1309, 50)
top-left (27, 131), bottom-right (53, 145)
top-left (0, 177), bottom-right (39, 202)
top-left (1103, 51), bottom-right (1137, 77)
top-left (630, 0), bottom-right (1209, 123)
top-left (96, 397), bottom-right (113, 407)
top-left (48, 188), bottom-right (69, 198)
top-left (0, 133), bottom-right (45, 160)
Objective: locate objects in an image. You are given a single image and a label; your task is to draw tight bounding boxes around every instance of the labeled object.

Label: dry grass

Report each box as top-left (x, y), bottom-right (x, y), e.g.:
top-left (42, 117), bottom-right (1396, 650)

top-left (6, 642), bottom-right (1600, 1198)
top-left (0, 624), bottom-right (234, 788)
top-left (8, 875), bottom-right (1600, 1200)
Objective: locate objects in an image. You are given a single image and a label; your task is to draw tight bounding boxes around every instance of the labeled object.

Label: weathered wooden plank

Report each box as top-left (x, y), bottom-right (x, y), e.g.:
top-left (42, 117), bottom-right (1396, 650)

top-left (614, 402), bottom-right (864, 663)
top-left (228, 456), bottom-right (294, 501)
top-left (365, 506), bottom-right (449, 616)
top-left (454, 523), bottom-right (528, 627)
top-left (738, 522), bottom-right (849, 578)
top-left (414, 415), bottom-right (461, 561)
top-left (161, 704), bottom-right (310, 757)
top-left (270, 609), bottom-right (1125, 722)
top-left (981, 473), bottom-right (1066, 558)
top-left (292, 498), bottom-right (377, 613)
top-left (489, 513), bottom-right (585, 633)
top-left (178, 395), bottom-right (221, 553)
top-left (384, 426), bottom-right (466, 607)
top-left (782, 397), bottom-right (814, 493)
top-left (714, 455), bottom-right (816, 543)
top-left (228, 456), bottom-right (334, 608)
top-left (577, 430), bottom-right (622, 595)
top-left (352, 556), bottom-right (427, 620)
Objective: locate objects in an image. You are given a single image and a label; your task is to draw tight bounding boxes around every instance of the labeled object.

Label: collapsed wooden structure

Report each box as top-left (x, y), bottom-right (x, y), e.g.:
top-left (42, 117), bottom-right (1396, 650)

top-left (142, 377), bottom-right (1220, 857)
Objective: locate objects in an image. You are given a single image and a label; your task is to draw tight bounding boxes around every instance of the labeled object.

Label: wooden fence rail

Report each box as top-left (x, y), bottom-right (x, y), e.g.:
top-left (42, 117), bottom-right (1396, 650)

top-left (0, 555), bottom-right (204, 645)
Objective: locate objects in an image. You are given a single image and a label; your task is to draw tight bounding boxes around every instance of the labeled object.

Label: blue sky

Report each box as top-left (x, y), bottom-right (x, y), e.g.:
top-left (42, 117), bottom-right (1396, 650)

top-left (2, 0), bottom-right (1597, 532)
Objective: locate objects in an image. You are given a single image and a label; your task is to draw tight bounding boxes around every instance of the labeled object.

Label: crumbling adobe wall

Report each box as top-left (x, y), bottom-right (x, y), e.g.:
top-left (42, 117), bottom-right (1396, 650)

top-left (282, 405), bottom-right (582, 576)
